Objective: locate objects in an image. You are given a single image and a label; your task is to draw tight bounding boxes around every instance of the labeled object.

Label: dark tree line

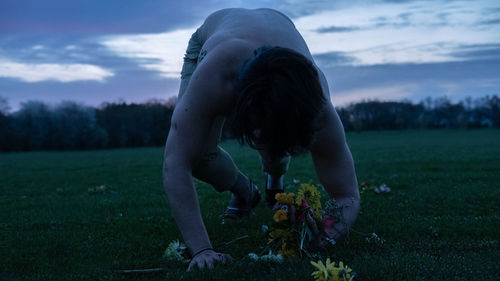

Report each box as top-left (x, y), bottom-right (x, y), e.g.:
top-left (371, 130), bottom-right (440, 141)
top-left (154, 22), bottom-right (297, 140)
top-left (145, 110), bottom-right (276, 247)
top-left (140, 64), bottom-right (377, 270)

top-left (337, 95), bottom-right (500, 131)
top-left (0, 95), bottom-right (498, 152)
top-left (0, 98), bottom-right (175, 152)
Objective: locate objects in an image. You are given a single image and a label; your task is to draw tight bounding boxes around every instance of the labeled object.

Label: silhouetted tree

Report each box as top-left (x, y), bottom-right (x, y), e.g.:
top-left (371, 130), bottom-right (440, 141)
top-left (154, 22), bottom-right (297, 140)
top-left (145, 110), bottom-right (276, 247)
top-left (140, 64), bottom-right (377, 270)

top-left (51, 101), bottom-right (108, 150)
top-left (12, 101), bottom-right (53, 150)
top-left (0, 97), bottom-right (11, 151)
top-left (96, 100), bottom-right (174, 148)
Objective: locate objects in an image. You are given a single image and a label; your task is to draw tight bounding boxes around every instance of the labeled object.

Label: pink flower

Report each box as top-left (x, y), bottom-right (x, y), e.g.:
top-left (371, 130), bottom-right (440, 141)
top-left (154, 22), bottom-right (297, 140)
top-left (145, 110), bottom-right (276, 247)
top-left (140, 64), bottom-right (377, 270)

top-left (300, 198), bottom-right (309, 207)
top-left (324, 217), bottom-right (335, 237)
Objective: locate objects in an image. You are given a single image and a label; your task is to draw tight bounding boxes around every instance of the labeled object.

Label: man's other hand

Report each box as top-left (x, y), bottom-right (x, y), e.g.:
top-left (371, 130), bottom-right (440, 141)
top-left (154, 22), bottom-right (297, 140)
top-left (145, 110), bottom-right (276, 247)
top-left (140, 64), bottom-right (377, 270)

top-left (187, 250), bottom-right (232, 271)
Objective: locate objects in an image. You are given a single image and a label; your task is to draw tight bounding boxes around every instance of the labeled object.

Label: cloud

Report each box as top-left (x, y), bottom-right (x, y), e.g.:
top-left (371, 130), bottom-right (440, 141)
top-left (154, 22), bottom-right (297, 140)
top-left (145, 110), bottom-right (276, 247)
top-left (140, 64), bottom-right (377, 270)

top-left (275, 0), bottom-right (346, 17)
top-left (0, 60), bottom-right (113, 82)
top-left (294, 0), bottom-right (500, 65)
top-left (326, 59), bottom-right (500, 92)
top-left (315, 26), bottom-right (360, 33)
top-left (479, 18), bottom-right (500, 25)
top-left (102, 28), bottom-right (196, 78)
top-left (102, 1), bottom-right (500, 78)
top-left (449, 44), bottom-right (500, 60)
top-left (0, 35), bottom-right (115, 66)
top-left (313, 51), bottom-right (357, 67)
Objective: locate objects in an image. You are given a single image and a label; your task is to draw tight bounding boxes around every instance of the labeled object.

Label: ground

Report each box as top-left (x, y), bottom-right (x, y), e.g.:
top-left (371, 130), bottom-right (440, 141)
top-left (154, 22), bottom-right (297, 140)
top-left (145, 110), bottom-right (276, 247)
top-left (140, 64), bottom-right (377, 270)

top-left (1, 130), bottom-right (499, 280)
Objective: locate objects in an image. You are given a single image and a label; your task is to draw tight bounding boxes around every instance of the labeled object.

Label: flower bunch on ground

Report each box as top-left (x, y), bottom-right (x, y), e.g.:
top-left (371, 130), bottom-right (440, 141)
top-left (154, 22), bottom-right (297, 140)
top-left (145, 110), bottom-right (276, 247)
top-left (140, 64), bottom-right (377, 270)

top-left (265, 183), bottom-right (341, 258)
top-left (311, 258), bottom-right (356, 281)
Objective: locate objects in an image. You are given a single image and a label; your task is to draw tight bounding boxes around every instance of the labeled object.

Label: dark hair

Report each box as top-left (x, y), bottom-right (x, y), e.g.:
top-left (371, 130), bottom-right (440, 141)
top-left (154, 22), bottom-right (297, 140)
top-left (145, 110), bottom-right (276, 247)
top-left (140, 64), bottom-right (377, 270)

top-left (231, 46), bottom-right (326, 158)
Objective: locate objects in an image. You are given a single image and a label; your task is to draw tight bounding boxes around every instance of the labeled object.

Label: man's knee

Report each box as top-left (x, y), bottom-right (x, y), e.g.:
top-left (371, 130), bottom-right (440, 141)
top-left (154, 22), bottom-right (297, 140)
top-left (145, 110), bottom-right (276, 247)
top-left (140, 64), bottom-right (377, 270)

top-left (193, 147), bottom-right (239, 192)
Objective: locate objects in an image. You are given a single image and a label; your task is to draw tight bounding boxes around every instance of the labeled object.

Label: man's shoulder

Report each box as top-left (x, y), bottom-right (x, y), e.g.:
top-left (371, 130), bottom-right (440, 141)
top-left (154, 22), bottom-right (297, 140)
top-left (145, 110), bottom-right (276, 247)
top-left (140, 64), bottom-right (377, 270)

top-left (198, 38), bottom-right (255, 85)
top-left (186, 42), bottom-right (250, 115)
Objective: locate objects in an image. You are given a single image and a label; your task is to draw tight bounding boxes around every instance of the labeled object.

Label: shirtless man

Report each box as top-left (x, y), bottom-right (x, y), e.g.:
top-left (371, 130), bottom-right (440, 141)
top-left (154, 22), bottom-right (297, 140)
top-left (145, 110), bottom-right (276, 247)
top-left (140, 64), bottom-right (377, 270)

top-left (163, 8), bottom-right (360, 271)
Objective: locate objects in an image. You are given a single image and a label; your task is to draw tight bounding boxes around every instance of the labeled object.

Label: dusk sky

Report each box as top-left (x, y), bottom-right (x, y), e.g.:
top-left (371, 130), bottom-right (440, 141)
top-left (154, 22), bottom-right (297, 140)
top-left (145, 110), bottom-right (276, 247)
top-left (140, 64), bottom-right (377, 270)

top-left (1, 0), bottom-right (499, 111)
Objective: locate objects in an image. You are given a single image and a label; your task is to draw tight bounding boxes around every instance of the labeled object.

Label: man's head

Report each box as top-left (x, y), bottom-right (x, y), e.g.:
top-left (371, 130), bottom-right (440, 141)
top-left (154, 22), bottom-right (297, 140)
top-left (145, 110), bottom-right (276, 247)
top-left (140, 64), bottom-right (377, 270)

top-left (231, 46), bottom-right (326, 158)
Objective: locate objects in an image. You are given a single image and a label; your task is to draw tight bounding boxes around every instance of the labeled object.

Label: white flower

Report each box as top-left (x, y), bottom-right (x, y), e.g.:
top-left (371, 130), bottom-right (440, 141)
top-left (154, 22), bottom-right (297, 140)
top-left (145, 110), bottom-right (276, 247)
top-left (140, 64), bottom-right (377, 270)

top-left (379, 184), bottom-right (391, 192)
top-left (247, 251), bottom-right (283, 263)
top-left (261, 225), bottom-right (269, 233)
top-left (248, 253), bottom-right (259, 261)
top-left (163, 240), bottom-right (189, 263)
top-left (375, 183), bottom-right (391, 194)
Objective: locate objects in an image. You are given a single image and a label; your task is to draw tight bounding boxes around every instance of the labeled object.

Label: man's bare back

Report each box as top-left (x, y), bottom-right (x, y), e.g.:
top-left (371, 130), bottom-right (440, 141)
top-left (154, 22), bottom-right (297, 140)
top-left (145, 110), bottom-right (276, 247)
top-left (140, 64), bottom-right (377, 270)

top-left (199, 8), bottom-right (311, 60)
top-left (186, 9), bottom-right (329, 112)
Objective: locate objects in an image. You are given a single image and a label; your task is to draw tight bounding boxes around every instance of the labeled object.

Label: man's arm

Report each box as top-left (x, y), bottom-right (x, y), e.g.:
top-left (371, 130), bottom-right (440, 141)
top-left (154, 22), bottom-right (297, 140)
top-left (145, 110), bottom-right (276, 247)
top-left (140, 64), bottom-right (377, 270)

top-left (310, 103), bottom-right (360, 239)
top-left (162, 50), bottom-right (232, 270)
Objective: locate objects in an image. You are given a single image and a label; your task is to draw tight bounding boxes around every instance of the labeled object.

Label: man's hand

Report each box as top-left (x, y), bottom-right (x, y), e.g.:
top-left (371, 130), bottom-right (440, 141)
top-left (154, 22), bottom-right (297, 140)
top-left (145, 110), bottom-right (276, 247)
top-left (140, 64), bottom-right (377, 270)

top-left (187, 249), bottom-right (232, 271)
top-left (327, 197), bottom-right (360, 241)
top-left (307, 197), bottom-right (360, 249)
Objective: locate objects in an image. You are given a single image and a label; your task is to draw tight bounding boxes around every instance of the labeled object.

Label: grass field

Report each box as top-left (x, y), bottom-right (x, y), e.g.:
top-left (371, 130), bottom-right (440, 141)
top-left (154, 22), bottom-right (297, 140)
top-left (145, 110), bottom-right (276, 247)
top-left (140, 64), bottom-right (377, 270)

top-left (1, 130), bottom-right (499, 280)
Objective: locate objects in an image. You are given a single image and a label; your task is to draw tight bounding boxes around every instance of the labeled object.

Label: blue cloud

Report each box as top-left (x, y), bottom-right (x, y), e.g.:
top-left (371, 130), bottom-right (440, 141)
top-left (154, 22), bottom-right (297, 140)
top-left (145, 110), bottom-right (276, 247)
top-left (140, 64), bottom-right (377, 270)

top-left (0, 35), bottom-right (158, 75)
top-left (323, 59), bottom-right (500, 106)
top-left (313, 52), bottom-right (357, 66)
top-left (315, 26), bottom-right (360, 33)
top-left (479, 18), bottom-right (500, 25)
top-left (320, 58), bottom-right (500, 96)
top-left (449, 44), bottom-right (500, 60)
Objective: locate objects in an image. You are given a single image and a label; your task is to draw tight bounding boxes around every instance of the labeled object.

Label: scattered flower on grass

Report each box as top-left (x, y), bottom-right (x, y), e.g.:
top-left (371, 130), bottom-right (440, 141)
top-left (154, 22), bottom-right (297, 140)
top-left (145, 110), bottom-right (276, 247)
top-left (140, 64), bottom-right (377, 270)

top-left (87, 185), bottom-right (107, 195)
top-left (248, 251), bottom-right (283, 263)
top-left (360, 180), bottom-right (391, 194)
top-left (163, 240), bottom-right (189, 263)
top-left (365, 232), bottom-right (385, 245)
top-left (311, 258), bottom-right (356, 281)
top-left (374, 183), bottom-right (391, 194)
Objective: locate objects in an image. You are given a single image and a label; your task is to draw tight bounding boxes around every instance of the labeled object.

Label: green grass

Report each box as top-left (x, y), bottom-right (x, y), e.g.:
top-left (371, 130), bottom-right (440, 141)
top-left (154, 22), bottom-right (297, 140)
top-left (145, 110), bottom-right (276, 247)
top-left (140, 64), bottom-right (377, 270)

top-left (1, 130), bottom-right (499, 280)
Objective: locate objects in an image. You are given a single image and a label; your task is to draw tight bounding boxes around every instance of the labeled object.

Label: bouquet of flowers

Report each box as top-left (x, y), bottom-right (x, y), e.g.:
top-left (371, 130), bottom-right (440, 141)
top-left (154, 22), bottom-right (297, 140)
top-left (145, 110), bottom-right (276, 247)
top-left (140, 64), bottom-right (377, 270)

top-left (265, 183), bottom-right (346, 258)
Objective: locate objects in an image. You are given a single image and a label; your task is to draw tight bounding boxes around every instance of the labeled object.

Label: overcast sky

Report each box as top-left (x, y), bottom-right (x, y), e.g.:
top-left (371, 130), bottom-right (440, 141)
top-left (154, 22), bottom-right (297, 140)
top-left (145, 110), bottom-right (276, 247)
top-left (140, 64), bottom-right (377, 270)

top-left (1, 0), bottom-right (499, 111)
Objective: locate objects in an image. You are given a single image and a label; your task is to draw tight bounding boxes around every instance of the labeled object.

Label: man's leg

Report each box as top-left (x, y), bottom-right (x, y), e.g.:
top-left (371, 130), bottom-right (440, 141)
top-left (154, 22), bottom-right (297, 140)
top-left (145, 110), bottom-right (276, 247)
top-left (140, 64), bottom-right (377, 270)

top-left (192, 117), bottom-right (260, 221)
top-left (258, 149), bottom-right (291, 207)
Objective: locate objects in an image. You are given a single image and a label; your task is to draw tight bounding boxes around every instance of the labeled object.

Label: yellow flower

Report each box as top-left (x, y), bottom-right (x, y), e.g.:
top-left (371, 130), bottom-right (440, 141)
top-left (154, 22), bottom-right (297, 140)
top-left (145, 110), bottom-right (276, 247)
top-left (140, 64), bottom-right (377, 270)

top-left (311, 259), bottom-right (329, 281)
top-left (311, 258), bottom-right (354, 281)
top-left (296, 183), bottom-right (322, 213)
top-left (286, 193), bottom-right (295, 205)
top-left (277, 242), bottom-right (296, 258)
top-left (275, 192), bottom-right (288, 204)
top-left (269, 228), bottom-right (288, 239)
top-left (273, 209), bottom-right (288, 222)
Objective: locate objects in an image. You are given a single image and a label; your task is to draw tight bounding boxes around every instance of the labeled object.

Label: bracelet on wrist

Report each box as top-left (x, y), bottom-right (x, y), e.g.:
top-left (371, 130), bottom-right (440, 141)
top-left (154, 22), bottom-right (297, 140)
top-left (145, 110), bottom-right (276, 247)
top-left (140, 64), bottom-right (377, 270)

top-left (191, 247), bottom-right (213, 259)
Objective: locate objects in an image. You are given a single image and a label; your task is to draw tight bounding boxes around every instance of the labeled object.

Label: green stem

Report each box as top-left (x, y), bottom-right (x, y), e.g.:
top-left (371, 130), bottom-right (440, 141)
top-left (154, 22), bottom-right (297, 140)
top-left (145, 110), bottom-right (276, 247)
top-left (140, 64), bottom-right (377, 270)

top-left (120, 268), bottom-right (164, 273)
